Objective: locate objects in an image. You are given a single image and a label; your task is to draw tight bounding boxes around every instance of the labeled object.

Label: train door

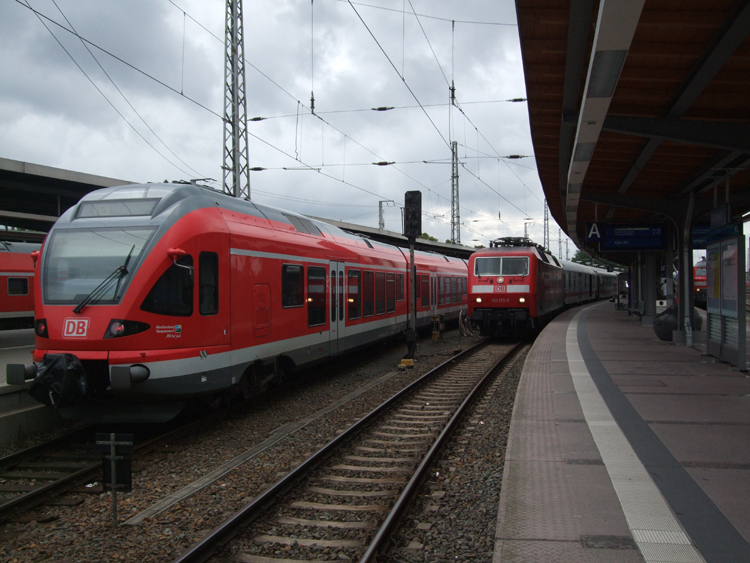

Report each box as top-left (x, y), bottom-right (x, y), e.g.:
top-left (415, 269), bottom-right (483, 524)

top-left (330, 261), bottom-right (345, 354)
top-left (431, 272), bottom-right (437, 317)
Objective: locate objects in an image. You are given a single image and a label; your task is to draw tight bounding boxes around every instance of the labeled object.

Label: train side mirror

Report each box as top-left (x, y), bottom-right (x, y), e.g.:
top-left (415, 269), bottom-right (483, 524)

top-left (31, 250), bottom-right (40, 268)
top-left (167, 248), bottom-right (193, 279)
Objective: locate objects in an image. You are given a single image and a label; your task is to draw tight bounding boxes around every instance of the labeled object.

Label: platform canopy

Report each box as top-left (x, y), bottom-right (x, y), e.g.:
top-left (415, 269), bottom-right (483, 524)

top-left (516, 0), bottom-right (750, 258)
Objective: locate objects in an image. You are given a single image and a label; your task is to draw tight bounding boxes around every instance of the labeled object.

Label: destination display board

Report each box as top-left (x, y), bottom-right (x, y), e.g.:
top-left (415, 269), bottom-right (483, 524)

top-left (586, 223), bottom-right (664, 251)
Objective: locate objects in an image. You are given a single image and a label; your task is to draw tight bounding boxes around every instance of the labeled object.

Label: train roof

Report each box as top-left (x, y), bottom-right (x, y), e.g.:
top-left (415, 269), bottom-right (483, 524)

top-left (58, 182), bottom-right (374, 246)
top-left (474, 237), bottom-right (562, 268)
top-left (57, 183), bottom-right (469, 270)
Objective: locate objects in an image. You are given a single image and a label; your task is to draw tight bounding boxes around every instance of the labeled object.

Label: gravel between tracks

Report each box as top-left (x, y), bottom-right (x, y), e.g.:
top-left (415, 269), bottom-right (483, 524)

top-left (1, 329), bottom-right (515, 562)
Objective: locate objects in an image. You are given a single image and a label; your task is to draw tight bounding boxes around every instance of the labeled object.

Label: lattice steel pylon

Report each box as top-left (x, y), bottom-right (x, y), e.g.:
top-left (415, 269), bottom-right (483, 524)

top-left (451, 141), bottom-right (460, 245)
top-left (222, 0), bottom-right (250, 199)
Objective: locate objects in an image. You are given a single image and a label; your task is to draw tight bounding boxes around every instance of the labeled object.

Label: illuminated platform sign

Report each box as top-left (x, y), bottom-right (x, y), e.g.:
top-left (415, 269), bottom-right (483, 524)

top-left (692, 223), bottom-right (741, 249)
top-left (587, 223), bottom-right (664, 250)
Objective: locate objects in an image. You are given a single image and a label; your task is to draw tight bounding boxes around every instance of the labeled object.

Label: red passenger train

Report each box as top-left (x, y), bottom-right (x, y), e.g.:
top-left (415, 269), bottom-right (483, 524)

top-left (9, 183), bottom-right (468, 422)
top-left (0, 242), bottom-right (41, 330)
top-left (467, 237), bottom-right (617, 336)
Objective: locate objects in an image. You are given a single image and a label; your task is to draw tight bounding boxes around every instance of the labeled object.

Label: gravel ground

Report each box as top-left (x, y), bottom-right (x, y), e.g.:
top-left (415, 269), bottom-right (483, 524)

top-left (380, 345), bottom-right (527, 563)
top-left (1, 328), bottom-right (488, 562)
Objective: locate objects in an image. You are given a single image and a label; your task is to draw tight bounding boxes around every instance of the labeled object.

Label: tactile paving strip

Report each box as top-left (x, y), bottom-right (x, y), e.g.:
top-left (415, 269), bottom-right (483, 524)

top-left (566, 310), bottom-right (705, 563)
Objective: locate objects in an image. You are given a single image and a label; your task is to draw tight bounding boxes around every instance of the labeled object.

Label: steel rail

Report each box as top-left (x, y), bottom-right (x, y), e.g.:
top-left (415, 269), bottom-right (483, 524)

top-left (172, 338), bottom-right (499, 563)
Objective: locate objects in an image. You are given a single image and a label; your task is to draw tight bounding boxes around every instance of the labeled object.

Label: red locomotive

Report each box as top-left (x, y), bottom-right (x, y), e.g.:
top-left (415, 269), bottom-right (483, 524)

top-left (0, 242), bottom-right (41, 330)
top-left (468, 237), bottom-right (617, 336)
top-left (8, 183), bottom-right (468, 422)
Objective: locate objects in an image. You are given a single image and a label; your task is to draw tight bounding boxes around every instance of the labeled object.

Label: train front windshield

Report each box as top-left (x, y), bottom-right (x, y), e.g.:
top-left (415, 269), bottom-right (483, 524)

top-left (43, 228), bottom-right (155, 305)
top-left (474, 256), bottom-right (529, 276)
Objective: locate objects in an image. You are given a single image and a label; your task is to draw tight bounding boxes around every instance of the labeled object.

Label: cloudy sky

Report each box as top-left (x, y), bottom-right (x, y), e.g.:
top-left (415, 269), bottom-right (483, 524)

top-left (1, 0), bottom-right (574, 251)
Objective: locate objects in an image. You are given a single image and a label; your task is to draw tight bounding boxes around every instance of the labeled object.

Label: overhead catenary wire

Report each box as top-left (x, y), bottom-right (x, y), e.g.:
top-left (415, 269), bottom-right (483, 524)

top-left (20, 0), bottom-right (200, 179)
top-left (18, 0), bottom-right (511, 241)
top-left (48, 0), bottom-right (205, 179)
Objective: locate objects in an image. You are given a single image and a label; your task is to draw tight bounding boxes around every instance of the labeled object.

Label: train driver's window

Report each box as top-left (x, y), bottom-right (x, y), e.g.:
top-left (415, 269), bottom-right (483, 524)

top-left (348, 270), bottom-right (361, 320)
top-left (8, 278), bottom-right (29, 296)
top-left (501, 257), bottom-right (528, 276)
top-left (199, 252), bottom-right (219, 316)
top-left (421, 275), bottom-right (429, 307)
top-left (307, 266), bottom-right (326, 327)
top-left (281, 264), bottom-right (304, 308)
top-left (141, 255), bottom-right (194, 317)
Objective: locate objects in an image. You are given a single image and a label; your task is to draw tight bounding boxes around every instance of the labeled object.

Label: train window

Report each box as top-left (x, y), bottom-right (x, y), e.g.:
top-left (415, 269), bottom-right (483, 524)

top-left (452, 277), bottom-right (458, 303)
top-left (43, 227), bottom-right (155, 305)
top-left (445, 277), bottom-right (451, 305)
top-left (375, 272), bottom-right (385, 314)
top-left (502, 257), bottom-right (528, 276)
top-left (199, 252), bottom-right (219, 316)
top-left (331, 270), bottom-right (337, 321)
top-left (141, 255), bottom-right (194, 317)
top-left (475, 257), bottom-right (500, 276)
top-left (7, 278), bottom-right (29, 296)
top-left (348, 270), bottom-right (361, 320)
top-left (77, 199), bottom-right (160, 218)
top-left (695, 267), bottom-right (706, 276)
top-left (462, 277), bottom-right (467, 296)
top-left (396, 273), bottom-right (404, 301)
top-left (421, 275), bottom-right (429, 307)
top-left (438, 276), bottom-right (444, 305)
top-left (282, 264), bottom-right (304, 308)
top-left (474, 256), bottom-right (529, 277)
top-left (386, 273), bottom-right (395, 313)
top-left (363, 271), bottom-right (374, 317)
top-left (307, 266), bottom-right (326, 327)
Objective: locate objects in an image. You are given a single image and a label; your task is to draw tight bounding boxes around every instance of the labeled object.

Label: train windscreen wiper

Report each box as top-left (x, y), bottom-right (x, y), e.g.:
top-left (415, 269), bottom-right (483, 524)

top-left (72, 245), bottom-right (135, 314)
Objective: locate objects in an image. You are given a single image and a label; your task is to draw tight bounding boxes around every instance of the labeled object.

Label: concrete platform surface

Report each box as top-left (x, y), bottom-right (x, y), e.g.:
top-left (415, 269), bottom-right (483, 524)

top-left (494, 301), bottom-right (750, 563)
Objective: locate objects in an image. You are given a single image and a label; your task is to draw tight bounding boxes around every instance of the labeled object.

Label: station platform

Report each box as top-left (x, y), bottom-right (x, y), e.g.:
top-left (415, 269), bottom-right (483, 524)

top-left (494, 301), bottom-right (750, 563)
top-left (0, 329), bottom-right (64, 448)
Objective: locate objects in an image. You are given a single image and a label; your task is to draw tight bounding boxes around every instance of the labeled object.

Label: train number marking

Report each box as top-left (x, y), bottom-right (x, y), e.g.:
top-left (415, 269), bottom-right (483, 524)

top-left (494, 285), bottom-right (507, 293)
top-left (63, 318), bottom-right (90, 337)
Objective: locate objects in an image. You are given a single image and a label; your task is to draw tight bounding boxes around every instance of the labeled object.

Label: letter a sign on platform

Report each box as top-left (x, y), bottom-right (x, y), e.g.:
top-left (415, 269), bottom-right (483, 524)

top-left (586, 222), bottom-right (602, 242)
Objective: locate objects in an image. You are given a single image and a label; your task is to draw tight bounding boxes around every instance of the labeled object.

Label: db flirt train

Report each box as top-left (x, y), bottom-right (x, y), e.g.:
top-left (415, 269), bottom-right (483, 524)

top-left (468, 237), bottom-right (618, 336)
top-left (9, 183), bottom-right (469, 423)
top-left (0, 241), bottom-right (41, 330)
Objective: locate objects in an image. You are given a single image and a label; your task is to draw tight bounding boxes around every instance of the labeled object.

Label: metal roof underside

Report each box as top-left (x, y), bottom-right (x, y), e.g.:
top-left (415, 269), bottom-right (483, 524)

top-left (516, 0), bottom-right (750, 258)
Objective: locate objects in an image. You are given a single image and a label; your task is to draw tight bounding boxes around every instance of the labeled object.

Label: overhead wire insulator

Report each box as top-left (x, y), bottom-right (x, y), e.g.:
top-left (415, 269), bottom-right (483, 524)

top-left (310, 92), bottom-right (315, 115)
top-left (249, 117), bottom-right (266, 122)
top-left (249, 167), bottom-right (266, 171)
top-left (371, 107), bottom-right (395, 111)
top-left (508, 98), bottom-right (527, 102)
top-left (373, 161), bottom-right (395, 166)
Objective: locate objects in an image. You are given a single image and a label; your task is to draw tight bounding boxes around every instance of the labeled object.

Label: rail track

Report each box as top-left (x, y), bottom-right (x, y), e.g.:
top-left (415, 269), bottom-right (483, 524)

top-left (0, 409), bottom-right (229, 523)
top-left (174, 339), bottom-right (526, 563)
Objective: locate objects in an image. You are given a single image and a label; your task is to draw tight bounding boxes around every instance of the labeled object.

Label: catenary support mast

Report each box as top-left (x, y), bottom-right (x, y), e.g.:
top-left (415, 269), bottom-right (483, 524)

top-left (222, 0), bottom-right (250, 199)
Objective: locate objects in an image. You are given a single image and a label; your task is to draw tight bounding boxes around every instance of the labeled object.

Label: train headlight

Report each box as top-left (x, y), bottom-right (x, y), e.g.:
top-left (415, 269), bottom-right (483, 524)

top-left (104, 319), bottom-right (150, 339)
top-left (497, 277), bottom-right (504, 284)
top-left (34, 318), bottom-right (48, 338)
top-left (476, 297), bottom-right (482, 303)
top-left (519, 297), bottom-right (526, 303)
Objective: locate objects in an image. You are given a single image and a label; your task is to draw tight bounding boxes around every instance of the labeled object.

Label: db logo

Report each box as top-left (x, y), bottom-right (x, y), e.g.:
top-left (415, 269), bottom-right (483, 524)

top-left (494, 285), bottom-right (507, 293)
top-left (63, 318), bottom-right (90, 338)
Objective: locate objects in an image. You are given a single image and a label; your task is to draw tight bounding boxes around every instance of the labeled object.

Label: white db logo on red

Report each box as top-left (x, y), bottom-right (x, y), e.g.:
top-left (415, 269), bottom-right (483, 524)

top-left (494, 285), bottom-right (507, 293)
top-left (63, 318), bottom-right (90, 338)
